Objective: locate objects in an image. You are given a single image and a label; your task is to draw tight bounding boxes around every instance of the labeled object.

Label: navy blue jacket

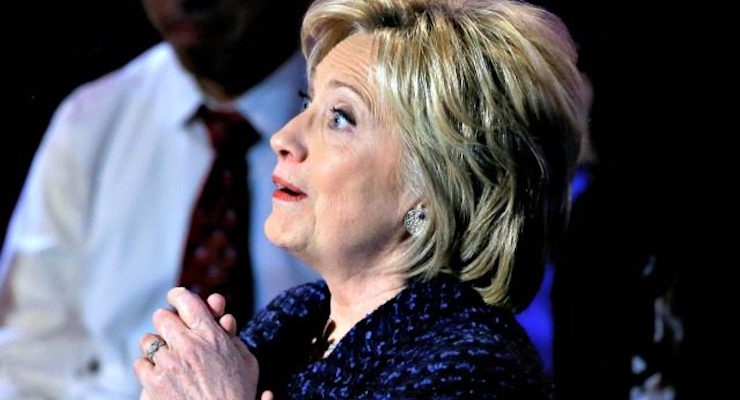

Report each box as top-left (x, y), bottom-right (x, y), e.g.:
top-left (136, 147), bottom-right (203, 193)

top-left (240, 274), bottom-right (554, 399)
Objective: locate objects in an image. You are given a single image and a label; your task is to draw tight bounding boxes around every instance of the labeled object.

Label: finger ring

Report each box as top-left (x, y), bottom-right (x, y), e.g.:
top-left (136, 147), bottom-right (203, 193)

top-left (146, 337), bottom-right (167, 362)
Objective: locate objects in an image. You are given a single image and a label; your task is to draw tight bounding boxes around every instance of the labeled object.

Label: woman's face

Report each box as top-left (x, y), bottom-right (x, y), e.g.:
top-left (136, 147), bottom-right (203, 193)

top-left (265, 34), bottom-right (413, 270)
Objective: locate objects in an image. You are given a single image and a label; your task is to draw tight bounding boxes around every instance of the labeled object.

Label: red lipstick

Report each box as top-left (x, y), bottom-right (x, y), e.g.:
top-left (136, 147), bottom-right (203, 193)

top-left (272, 175), bottom-right (307, 202)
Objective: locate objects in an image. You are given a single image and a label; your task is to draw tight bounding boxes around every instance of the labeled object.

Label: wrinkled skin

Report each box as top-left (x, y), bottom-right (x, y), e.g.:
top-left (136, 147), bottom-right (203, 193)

top-left (134, 288), bottom-right (259, 400)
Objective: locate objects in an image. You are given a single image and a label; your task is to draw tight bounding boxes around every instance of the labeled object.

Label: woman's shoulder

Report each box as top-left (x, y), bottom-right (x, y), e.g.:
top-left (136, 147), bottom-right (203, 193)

top-left (405, 303), bottom-right (543, 365)
top-left (368, 282), bottom-right (554, 398)
top-left (374, 312), bottom-right (553, 399)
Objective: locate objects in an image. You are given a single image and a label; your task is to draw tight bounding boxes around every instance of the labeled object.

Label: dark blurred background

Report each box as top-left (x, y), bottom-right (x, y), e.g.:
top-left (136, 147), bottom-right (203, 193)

top-left (2, 1), bottom-right (159, 244)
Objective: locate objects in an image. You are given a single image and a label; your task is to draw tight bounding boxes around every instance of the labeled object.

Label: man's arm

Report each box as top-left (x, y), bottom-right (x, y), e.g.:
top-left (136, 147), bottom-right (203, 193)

top-left (0, 96), bottom-right (92, 398)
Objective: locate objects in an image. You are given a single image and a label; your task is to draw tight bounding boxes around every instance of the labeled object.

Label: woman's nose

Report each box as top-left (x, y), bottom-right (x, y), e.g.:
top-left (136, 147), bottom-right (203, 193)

top-left (270, 114), bottom-right (308, 162)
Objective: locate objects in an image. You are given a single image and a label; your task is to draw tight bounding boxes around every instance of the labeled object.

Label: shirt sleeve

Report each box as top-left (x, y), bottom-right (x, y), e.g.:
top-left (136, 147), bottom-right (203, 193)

top-left (0, 94), bottom-right (96, 398)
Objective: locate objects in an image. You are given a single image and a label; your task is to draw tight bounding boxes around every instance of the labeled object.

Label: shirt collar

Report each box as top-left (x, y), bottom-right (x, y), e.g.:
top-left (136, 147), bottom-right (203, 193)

top-left (235, 52), bottom-right (306, 141)
top-left (195, 51), bottom-right (307, 141)
top-left (153, 43), bottom-right (204, 131)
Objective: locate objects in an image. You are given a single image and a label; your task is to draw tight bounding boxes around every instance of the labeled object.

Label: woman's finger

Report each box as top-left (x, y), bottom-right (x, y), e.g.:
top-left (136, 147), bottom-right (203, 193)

top-left (151, 307), bottom-right (188, 348)
top-left (206, 293), bottom-right (227, 318)
top-left (166, 287), bottom-right (217, 331)
top-left (206, 292), bottom-right (237, 336)
top-left (138, 332), bottom-right (168, 364)
top-left (261, 390), bottom-right (275, 400)
top-left (133, 357), bottom-right (155, 389)
top-left (219, 314), bottom-right (238, 336)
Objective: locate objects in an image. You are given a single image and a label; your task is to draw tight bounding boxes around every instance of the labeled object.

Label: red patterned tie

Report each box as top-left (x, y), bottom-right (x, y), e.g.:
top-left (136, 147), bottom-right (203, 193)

top-left (178, 106), bottom-right (258, 328)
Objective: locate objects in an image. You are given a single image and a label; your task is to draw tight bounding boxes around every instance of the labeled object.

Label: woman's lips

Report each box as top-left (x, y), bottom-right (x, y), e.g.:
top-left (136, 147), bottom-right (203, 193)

top-left (272, 175), bottom-right (307, 202)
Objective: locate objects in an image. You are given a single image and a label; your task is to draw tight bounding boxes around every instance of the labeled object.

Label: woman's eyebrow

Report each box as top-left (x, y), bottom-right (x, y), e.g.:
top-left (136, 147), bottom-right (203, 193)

top-left (327, 78), bottom-right (372, 110)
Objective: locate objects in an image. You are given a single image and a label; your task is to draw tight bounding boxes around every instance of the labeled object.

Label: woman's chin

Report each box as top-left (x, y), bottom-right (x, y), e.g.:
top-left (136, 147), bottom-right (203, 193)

top-left (264, 216), bottom-right (297, 251)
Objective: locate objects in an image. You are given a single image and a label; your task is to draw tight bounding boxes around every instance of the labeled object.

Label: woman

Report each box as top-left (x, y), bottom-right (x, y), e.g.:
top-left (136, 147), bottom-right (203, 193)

top-left (134, 0), bottom-right (589, 398)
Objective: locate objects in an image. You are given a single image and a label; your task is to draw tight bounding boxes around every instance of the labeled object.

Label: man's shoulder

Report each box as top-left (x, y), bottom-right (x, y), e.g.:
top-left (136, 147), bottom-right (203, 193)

top-left (62, 43), bottom-right (178, 110)
top-left (44, 42), bottom-right (192, 149)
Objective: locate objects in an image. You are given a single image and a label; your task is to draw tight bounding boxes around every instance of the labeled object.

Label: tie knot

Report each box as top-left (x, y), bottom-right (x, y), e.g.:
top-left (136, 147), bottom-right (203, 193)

top-left (199, 106), bottom-right (259, 153)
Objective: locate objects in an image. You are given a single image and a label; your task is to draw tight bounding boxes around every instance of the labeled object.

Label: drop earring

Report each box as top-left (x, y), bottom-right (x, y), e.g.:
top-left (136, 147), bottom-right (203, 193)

top-left (403, 207), bottom-right (426, 236)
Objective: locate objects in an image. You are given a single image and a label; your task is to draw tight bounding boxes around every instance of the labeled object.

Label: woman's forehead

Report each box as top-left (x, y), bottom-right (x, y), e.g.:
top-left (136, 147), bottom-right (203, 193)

top-left (313, 35), bottom-right (374, 93)
top-left (313, 34), bottom-right (392, 123)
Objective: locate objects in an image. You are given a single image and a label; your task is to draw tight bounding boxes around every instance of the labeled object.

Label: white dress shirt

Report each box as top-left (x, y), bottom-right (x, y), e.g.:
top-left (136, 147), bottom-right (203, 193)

top-left (0, 43), bottom-right (317, 400)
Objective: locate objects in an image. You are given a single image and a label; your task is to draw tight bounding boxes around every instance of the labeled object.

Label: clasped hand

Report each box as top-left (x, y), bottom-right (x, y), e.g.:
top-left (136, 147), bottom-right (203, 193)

top-left (134, 287), bottom-right (262, 400)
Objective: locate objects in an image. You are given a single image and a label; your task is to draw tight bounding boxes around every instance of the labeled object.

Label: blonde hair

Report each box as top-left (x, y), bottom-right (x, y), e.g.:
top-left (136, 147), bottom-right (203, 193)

top-left (302, 0), bottom-right (589, 311)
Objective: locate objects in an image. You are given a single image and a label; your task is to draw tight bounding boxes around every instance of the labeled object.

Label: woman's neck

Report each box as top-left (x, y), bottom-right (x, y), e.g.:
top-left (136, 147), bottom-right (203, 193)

top-left (323, 268), bottom-right (406, 347)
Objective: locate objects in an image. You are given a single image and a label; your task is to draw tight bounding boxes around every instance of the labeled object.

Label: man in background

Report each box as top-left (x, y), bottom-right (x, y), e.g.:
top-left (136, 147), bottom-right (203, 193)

top-left (0, 0), bottom-right (315, 398)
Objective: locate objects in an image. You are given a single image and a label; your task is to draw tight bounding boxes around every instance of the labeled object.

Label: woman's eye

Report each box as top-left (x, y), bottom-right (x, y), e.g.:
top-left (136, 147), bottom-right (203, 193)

top-left (329, 107), bottom-right (356, 130)
top-left (298, 91), bottom-right (311, 110)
